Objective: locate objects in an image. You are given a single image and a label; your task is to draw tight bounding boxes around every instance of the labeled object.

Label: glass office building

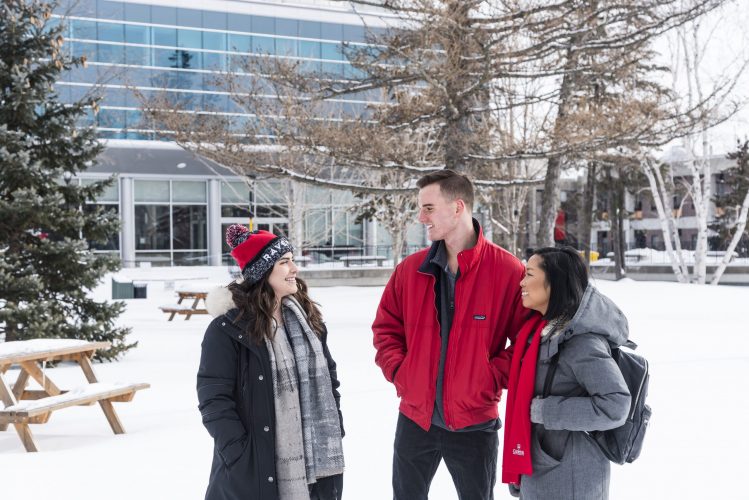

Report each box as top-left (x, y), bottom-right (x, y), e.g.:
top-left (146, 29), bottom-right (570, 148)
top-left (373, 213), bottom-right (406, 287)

top-left (52, 0), bottom-right (426, 266)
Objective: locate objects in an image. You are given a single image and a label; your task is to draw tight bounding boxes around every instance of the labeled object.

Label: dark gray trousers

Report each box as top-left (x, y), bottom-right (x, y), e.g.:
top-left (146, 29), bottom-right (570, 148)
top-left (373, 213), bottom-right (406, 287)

top-left (392, 413), bottom-right (498, 500)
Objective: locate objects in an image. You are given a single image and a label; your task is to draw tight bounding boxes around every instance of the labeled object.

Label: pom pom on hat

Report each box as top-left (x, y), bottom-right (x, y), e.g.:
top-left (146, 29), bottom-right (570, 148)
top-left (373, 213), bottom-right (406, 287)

top-left (226, 224), bottom-right (250, 249)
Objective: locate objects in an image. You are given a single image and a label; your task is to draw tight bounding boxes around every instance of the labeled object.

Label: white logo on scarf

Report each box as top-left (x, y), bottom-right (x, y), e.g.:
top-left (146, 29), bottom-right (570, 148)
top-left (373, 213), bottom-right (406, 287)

top-left (512, 444), bottom-right (525, 456)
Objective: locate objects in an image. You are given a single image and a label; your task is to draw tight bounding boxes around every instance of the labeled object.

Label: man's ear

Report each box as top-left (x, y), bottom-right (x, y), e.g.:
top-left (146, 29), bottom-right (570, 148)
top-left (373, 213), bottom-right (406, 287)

top-left (454, 198), bottom-right (466, 215)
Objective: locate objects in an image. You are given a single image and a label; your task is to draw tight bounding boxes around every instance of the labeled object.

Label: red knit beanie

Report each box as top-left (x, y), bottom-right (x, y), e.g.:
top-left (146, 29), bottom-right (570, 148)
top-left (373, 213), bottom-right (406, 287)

top-left (225, 224), bottom-right (294, 284)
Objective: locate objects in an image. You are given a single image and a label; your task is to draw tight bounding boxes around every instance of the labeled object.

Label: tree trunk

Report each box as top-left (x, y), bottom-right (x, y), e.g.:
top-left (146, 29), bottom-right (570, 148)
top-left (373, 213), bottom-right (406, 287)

top-left (580, 162), bottom-right (597, 272)
top-left (391, 226), bottom-right (406, 266)
top-left (607, 169), bottom-right (624, 280)
top-left (288, 181), bottom-right (305, 248)
top-left (711, 189), bottom-right (749, 285)
top-left (537, 47), bottom-right (577, 247)
top-left (641, 159), bottom-right (689, 282)
top-left (537, 157), bottom-right (561, 248)
top-left (615, 178), bottom-right (627, 279)
top-left (5, 319), bottom-right (17, 342)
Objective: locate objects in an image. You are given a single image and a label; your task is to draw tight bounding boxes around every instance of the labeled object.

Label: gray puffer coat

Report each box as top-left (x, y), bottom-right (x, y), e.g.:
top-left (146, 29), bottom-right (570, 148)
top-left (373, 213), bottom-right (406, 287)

top-left (519, 285), bottom-right (631, 500)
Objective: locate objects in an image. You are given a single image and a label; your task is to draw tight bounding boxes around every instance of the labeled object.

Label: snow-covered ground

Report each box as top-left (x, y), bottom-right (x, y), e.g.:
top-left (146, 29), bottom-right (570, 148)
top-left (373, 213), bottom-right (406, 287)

top-left (0, 273), bottom-right (746, 499)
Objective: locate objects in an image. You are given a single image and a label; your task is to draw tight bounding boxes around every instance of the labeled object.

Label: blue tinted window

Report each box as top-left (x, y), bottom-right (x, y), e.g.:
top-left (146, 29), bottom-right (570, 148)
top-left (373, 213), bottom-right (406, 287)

top-left (229, 114), bottom-right (252, 132)
top-left (65, 64), bottom-right (89, 82)
top-left (81, 107), bottom-right (96, 126)
top-left (252, 16), bottom-right (274, 35)
top-left (98, 108), bottom-right (125, 129)
top-left (299, 40), bottom-right (320, 59)
top-left (125, 68), bottom-right (151, 86)
top-left (46, 16), bottom-right (65, 36)
top-left (103, 88), bottom-right (127, 106)
top-left (97, 22), bottom-right (124, 42)
top-left (299, 21), bottom-right (321, 39)
top-left (226, 99), bottom-right (244, 114)
top-left (203, 31), bottom-right (226, 51)
top-left (177, 8), bottom-right (202, 28)
top-left (72, 41), bottom-right (97, 60)
top-left (151, 6), bottom-right (176, 25)
top-left (322, 61), bottom-right (345, 77)
top-left (97, 0), bottom-right (123, 21)
top-left (153, 28), bottom-right (177, 47)
top-left (320, 22), bottom-right (343, 41)
top-left (125, 109), bottom-right (142, 128)
top-left (97, 130), bottom-right (123, 139)
top-left (125, 88), bottom-right (145, 107)
top-left (252, 36), bottom-right (274, 55)
top-left (125, 46), bottom-right (150, 66)
top-left (203, 52), bottom-right (225, 71)
top-left (182, 71), bottom-right (202, 89)
top-left (151, 70), bottom-right (197, 90)
top-left (343, 25), bottom-right (366, 43)
top-left (125, 24), bottom-right (149, 44)
top-left (202, 73), bottom-right (222, 91)
top-left (127, 131), bottom-right (152, 140)
top-left (55, 84), bottom-right (72, 102)
top-left (97, 43), bottom-right (125, 64)
top-left (275, 38), bottom-right (297, 57)
top-left (59, 0), bottom-right (96, 17)
top-left (174, 50), bottom-right (200, 69)
top-left (173, 92), bottom-right (202, 110)
top-left (154, 48), bottom-right (177, 67)
top-left (299, 60), bottom-right (321, 74)
top-left (124, 2), bottom-right (149, 23)
top-left (204, 93), bottom-right (228, 111)
top-left (344, 64), bottom-right (366, 80)
top-left (203, 11), bottom-right (226, 30)
top-left (72, 19), bottom-right (97, 40)
top-left (321, 42), bottom-right (343, 60)
top-left (69, 85), bottom-right (93, 103)
top-left (178, 29), bottom-right (202, 49)
top-left (275, 18), bottom-right (297, 37)
top-left (228, 34), bottom-right (251, 53)
top-left (228, 14), bottom-right (253, 33)
top-left (228, 54), bottom-right (249, 72)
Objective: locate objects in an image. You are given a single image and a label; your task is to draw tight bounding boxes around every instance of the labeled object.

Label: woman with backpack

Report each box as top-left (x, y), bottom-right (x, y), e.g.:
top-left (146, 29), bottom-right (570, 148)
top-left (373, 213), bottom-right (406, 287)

top-left (197, 225), bottom-right (344, 500)
top-left (502, 246), bottom-right (631, 499)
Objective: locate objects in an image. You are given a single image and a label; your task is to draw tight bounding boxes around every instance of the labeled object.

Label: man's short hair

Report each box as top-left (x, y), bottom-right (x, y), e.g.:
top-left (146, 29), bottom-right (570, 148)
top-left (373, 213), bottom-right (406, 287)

top-left (416, 169), bottom-right (474, 211)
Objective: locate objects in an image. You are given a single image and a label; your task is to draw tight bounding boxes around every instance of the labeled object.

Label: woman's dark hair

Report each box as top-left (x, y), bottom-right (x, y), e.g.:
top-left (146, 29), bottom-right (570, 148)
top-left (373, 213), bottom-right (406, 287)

top-left (228, 272), bottom-right (324, 345)
top-left (531, 246), bottom-right (588, 321)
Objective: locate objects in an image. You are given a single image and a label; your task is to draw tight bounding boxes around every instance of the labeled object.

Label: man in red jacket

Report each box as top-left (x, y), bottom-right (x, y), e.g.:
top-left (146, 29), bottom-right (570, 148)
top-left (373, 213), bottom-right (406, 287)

top-left (373, 169), bottom-right (529, 500)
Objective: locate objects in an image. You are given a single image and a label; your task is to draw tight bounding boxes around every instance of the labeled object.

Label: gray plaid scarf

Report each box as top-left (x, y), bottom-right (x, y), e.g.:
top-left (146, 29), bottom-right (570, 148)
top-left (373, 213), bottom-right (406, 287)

top-left (265, 296), bottom-right (344, 500)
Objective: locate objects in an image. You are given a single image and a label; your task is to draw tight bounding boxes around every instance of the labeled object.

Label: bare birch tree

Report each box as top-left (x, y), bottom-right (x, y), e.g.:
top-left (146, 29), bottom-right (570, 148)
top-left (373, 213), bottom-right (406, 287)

top-left (642, 6), bottom-right (748, 284)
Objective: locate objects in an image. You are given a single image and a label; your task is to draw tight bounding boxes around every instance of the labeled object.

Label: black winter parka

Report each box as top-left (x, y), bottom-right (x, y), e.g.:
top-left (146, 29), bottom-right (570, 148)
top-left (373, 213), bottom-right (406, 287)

top-left (196, 308), bottom-right (343, 500)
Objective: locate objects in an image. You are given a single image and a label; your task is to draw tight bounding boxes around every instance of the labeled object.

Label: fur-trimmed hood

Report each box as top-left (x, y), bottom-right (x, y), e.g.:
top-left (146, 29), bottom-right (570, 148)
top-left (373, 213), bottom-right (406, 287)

top-left (205, 281), bottom-right (239, 318)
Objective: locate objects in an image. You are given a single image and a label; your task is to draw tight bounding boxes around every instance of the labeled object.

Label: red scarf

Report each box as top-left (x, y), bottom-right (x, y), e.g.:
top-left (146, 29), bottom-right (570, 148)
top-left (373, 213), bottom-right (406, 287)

top-left (502, 314), bottom-right (547, 485)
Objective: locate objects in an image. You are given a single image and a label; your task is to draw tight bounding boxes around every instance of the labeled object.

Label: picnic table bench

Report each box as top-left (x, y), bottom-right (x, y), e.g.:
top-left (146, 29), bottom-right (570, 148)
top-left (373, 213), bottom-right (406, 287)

top-left (0, 339), bottom-right (149, 452)
top-left (160, 288), bottom-right (209, 320)
top-left (339, 255), bottom-right (387, 267)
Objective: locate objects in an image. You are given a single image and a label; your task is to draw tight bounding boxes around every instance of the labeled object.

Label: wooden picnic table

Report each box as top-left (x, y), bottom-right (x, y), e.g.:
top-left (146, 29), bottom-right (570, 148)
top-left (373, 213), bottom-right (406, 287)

top-left (0, 339), bottom-right (149, 452)
top-left (160, 288), bottom-right (210, 320)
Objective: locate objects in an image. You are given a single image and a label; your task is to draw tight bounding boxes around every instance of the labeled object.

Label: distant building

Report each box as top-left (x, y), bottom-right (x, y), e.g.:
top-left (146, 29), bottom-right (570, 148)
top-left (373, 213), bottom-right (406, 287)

top-left (55, 0), bottom-right (428, 266)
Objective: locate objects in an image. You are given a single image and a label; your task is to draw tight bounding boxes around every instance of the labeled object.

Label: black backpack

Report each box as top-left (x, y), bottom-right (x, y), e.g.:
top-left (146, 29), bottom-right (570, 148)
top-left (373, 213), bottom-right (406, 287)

top-left (543, 340), bottom-right (652, 465)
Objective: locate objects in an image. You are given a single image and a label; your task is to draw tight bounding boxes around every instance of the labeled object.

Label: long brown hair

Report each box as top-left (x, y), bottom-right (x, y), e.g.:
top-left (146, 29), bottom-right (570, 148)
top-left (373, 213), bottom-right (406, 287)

top-left (228, 274), bottom-right (325, 345)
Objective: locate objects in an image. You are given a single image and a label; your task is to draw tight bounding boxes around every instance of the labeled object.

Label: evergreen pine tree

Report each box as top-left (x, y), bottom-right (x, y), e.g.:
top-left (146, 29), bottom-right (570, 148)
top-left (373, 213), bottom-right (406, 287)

top-left (0, 0), bottom-right (135, 360)
top-left (710, 140), bottom-right (749, 256)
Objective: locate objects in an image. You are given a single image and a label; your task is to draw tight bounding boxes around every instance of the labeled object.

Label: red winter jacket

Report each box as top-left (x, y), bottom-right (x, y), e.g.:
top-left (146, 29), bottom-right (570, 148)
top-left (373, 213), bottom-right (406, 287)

top-left (373, 224), bottom-right (530, 431)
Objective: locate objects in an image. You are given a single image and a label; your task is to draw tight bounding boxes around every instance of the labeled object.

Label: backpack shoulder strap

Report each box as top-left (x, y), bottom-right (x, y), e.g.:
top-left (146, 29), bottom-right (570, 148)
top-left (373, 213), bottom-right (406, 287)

top-left (543, 351), bottom-right (560, 398)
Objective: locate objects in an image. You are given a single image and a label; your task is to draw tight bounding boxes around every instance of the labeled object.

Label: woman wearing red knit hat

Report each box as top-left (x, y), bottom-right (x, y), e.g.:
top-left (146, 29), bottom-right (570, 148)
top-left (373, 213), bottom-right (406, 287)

top-left (197, 224), bottom-right (344, 500)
